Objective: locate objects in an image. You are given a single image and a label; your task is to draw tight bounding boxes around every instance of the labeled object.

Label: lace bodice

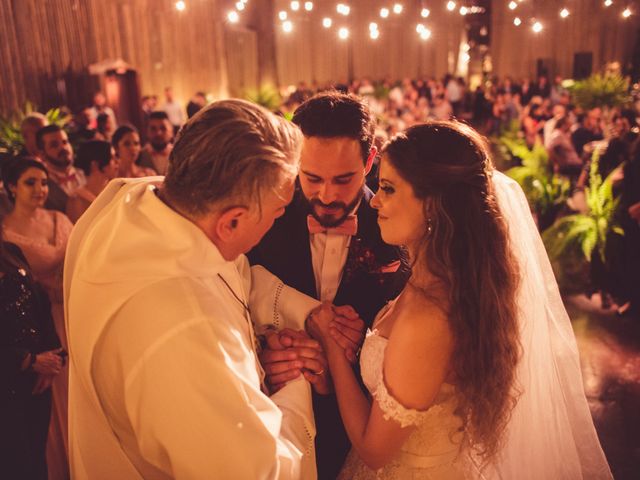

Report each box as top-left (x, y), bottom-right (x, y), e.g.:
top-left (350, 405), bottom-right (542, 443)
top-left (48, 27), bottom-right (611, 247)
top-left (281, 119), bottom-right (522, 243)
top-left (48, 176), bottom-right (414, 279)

top-left (337, 305), bottom-right (471, 480)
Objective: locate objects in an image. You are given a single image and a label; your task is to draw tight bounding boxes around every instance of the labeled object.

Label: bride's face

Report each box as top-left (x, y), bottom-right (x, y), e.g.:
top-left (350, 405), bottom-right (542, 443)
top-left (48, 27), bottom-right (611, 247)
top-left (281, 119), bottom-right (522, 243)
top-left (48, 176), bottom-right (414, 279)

top-left (371, 155), bottom-right (426, 247)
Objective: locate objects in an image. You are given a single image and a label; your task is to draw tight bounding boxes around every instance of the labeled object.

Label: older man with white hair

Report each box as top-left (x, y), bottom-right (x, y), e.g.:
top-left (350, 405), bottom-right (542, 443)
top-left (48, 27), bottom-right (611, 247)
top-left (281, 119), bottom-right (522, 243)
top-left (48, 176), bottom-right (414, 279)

top-left (64, 100), bottom-right (323, 479)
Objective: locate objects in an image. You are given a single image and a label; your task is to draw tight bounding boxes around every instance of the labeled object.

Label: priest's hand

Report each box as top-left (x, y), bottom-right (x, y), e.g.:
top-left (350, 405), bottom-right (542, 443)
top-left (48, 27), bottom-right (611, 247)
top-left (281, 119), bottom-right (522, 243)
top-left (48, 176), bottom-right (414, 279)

top-left (260, 329), bottom-right (331, 395)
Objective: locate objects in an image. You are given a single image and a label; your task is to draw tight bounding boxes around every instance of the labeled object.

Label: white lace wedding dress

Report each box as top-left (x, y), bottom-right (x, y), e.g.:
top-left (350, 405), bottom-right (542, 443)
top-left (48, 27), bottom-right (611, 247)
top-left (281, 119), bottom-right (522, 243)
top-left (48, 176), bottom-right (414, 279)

top-left (337, 304), bottom-right (473, 480)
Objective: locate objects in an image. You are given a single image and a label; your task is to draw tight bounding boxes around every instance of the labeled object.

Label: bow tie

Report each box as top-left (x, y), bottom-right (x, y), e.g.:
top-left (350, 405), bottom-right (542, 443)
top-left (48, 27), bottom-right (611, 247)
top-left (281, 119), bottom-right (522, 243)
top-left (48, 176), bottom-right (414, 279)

top-left (307, 215), bottom-right (358, 236)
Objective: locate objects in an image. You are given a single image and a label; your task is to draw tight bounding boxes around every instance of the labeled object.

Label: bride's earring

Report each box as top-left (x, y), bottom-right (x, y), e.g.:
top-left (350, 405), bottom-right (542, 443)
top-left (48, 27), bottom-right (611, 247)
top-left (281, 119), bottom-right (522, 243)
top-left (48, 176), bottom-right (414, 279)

top-left (426, 218), bottom-right (433, 236)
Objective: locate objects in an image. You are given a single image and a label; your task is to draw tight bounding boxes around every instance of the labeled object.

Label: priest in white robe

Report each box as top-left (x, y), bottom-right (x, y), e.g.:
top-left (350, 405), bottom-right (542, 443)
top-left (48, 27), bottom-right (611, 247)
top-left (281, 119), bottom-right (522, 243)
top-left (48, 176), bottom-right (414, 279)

top-left (64, 100), bottom-right (320, 479)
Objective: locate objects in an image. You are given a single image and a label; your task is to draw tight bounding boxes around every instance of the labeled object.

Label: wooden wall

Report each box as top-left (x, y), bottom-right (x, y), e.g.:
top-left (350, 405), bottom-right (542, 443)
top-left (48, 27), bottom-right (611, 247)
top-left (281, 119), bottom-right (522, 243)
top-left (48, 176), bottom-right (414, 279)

top-left (491, 0), bottom-right (640, 80)
top-left (273, 0), bottom-right (465, 86)
top-left (0, 0), bottom-right (229, 116)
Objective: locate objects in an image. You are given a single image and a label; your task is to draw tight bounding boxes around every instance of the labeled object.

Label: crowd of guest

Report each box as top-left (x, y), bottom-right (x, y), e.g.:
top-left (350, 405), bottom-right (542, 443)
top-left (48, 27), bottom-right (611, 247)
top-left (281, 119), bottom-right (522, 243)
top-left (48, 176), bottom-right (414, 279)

top-left (1, 72), bottom-right (639, 478)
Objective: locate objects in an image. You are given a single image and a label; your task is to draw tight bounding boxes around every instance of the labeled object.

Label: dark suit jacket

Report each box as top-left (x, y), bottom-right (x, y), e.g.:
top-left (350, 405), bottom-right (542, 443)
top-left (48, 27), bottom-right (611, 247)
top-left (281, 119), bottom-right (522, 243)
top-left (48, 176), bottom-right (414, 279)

top-left (248, 186), bottom-right (410, 479)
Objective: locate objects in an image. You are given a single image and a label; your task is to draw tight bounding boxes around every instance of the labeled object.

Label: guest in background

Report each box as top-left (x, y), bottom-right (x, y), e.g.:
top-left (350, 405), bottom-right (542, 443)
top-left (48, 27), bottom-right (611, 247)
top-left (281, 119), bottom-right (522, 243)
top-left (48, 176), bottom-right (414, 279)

top-left (112, 125), bottom-right (156, 178)
top-left (89, 92), bottom-right (116, 130)
top-left (20, 113), bottom-right (49, 158)
top-left (94, 112), bottom-right (115, 143)
top-left (67, 107), bottom-right (96, 145)
top-left (2, 158), bottom-right (73, 480)
top-left (186, 91), bottom-right (207, 118)
top-left (548, 116), bottom-right (583, 177)
top-left (162, 86), bottom-right (185, 133)
top-left (572, 108), bottom-right (604, 158)
top-left (66, 141), bottom-right (119, 223)
top-left (138, 111), bottom-right (173, 175)
top-left (36, 125), bottom-right (86, 213)
top-left (1, 226), bottom-right (63, 480)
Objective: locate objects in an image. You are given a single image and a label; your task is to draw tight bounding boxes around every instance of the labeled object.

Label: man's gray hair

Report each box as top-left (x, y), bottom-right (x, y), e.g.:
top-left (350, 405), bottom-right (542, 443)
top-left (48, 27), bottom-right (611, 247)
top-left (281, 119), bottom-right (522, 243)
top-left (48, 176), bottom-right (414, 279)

top-left (163, 99), bottom-right (302, 216)
top-left (20, 112), bottom-right (48, 132)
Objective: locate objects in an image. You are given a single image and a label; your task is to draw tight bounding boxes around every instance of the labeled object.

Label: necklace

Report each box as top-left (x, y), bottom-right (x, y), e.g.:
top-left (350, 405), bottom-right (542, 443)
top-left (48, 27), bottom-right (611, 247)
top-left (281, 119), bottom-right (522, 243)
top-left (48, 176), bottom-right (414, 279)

top-left (217, 273), bottom-right (251, 316)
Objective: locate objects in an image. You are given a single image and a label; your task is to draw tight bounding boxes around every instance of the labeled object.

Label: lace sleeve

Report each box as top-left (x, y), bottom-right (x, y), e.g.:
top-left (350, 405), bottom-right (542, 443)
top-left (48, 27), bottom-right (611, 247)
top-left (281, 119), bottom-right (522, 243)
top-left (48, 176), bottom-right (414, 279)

top-left (372, 379), bottom-right (441, 428)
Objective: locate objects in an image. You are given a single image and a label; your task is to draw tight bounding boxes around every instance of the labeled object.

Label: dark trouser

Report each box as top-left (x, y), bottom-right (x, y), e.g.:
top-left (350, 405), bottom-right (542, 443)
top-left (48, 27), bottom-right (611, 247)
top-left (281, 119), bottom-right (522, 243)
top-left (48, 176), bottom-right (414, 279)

top-left (0, 387), bottom-right (52, 480)
top-left (313, 392), bottom-right (351, 480)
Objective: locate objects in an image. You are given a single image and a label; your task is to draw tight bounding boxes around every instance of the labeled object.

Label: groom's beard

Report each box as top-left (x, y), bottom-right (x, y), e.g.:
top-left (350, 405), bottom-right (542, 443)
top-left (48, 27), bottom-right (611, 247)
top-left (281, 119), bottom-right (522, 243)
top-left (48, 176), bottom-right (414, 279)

top-left (304, 187), bottom-right (364, 228)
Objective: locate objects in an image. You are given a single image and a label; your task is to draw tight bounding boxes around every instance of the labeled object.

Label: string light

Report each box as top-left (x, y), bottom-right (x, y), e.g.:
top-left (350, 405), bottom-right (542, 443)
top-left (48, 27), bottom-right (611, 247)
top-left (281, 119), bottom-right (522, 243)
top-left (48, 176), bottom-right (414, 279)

top-left (337, 3), bottom-right (350, 15)
top-left (228, 10), bottom-right (239, 22)
top-left (622, 7), bottom-right (632, 17)
top-left (278, 11), bottom-right (287, 21)
top-left (175, 1), bottom-right (185, 11)
top-left (236, 1), bottom-right (245, 11)
top-left (446, 1), bottom-right (456, 12)
top-left (393, 3), bottom-right (403, 14)
top-left (513, 16), bottom-right (522, 26)
top-left (508, 1), bottom-right (517, 10)
top-left (416, 23), bottom-right (426, 33)
top-left (421, 8), bottom-right (430, 18)
top-left (370, 29), bottom-right (380, 39)
top-left (370, 22), bottom-right (379, 31)
top-left (290, 1), bottom-right (300, 12)
top-left (323, 17), bottom-right (333, 28)
top-left (338, 27), bottom-right (349, 39)
top-left (604, 0), bottom-right (613, 6)
top-left (304, 1), bottom-right (313, 11)
top-left (560, 8), bottom-right (569, 18)
top-left (380, 7), bottom-right (390, 18)
top-left (460, 6), bottom-right (468, 15)
top-left (532, 21), bottom-right (543, 33)
top-left (282, 20), bottom-right (293, 32)
top-left (420, 28), bottom-right (432, 40)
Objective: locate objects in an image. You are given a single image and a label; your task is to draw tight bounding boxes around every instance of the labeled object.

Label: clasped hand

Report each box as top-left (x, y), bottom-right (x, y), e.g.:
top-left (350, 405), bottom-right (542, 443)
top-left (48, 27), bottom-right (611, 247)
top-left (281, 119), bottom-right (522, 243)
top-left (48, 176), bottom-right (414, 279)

top-left (259, 304), bottom-right (365, 395)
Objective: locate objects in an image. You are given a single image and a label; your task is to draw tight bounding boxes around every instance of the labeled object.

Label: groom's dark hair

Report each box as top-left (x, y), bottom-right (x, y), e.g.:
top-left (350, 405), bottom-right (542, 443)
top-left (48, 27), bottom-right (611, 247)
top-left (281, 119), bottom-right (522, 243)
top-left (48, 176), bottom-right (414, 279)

top-left (292, 91), bottom-right (375, 164)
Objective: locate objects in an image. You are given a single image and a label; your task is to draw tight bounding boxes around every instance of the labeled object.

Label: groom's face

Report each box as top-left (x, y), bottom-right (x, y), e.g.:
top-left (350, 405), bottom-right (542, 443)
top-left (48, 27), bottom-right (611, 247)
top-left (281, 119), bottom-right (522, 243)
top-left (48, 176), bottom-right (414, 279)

top-left (299, 136), bottom-right (366, 228)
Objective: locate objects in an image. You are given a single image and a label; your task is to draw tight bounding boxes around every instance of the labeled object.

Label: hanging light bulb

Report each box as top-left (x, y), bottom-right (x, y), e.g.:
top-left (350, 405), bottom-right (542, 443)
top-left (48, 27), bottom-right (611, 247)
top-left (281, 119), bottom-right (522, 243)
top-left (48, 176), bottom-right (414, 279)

top-left (290, 1), bottom-right (300, 11)
top-left (370, 29), bottom-right (380, 39)
top-left (420, 28), bottom-right (432, 40)
top-left (459, 6), bottom-right (468, 15)
top-left (380, 7), bottom-right (390, 18)
top-left (532, 21), bottom-right (543, 33)
top-left (282, 20), bottom-right (293, 32)
top-left (622, 8), bottom-right (632, 18)
top-left (236, 2), bottom-right (245, 11)
top-left (508, 1), bottom-right (518, 10)
top-left (175, 1), bottom-right (186, 11)
top-left (338, 27), bottom-right (349, 39)
top-left (604, 0), bottom-right (613, 6)
top-left (322, 17), bottom-right (333, 28)
top-left (446, 1), bottom-right (456, 12)
top-left (421, 8), bottom-right (430, 18)
top-left (416, 23), bottom-right (425, 33)
top-left (513, 16), bottom-right (522, 26)
top-left (278, 11), bottom-right (287, 21)
top-left (304, 2), bottom-right (313, 11)
top-left (227, 11), bottom-right (239, 22)
top-left (393, 3), bottom-right (403, 14)
top-left (560, 8), bottom-right (569, 18)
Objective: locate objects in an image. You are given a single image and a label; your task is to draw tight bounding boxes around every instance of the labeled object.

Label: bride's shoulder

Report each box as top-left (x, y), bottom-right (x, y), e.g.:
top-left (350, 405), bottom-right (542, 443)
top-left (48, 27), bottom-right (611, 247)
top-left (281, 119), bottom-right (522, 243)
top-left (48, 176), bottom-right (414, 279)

top-left (382, 294), bottom-right (454, 410)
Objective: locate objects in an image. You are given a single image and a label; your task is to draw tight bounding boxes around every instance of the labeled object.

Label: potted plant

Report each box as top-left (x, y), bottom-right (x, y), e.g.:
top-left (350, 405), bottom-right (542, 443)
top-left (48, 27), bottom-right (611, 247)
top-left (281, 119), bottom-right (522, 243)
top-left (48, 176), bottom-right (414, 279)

top-left (542, 152), bottom-right (624, 300)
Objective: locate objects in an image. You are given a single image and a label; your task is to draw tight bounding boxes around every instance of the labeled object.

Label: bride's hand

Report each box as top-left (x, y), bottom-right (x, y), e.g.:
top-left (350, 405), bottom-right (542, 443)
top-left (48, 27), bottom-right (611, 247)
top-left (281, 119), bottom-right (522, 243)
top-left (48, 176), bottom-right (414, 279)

top-left (306, 303), bottom-right (336, 348)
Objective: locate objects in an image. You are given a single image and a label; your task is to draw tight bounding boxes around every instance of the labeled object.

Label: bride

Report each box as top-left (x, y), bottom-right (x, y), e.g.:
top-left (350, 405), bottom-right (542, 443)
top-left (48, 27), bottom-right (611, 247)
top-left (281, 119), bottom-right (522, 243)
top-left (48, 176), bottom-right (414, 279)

top-left (307, 121), bottom-right (612, 479)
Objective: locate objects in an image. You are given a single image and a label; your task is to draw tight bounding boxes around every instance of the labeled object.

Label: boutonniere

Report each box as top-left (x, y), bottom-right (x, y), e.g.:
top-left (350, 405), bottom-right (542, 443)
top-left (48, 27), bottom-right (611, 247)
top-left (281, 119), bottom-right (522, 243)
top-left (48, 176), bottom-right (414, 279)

top-left (344, 237), bottom-right (401, 283)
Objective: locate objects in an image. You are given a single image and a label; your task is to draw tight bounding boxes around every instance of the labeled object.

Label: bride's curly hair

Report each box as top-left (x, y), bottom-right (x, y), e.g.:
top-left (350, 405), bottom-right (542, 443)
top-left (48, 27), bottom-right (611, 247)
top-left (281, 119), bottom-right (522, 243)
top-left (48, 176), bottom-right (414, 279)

top-left (382, 121), bottom-right (521, 464)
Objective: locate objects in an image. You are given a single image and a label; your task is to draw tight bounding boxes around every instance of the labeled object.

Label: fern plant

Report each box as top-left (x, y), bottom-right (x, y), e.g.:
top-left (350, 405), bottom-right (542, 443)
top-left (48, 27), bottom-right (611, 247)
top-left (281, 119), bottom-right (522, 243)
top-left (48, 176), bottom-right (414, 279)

top-left (502, 137), bottom-right (570, 230)
top-left (243, 84), bottom-right (282, 112)
top-left (542, 152), bottom-right (623, 265)
top-left (569, 73), bottom-right (631, 110)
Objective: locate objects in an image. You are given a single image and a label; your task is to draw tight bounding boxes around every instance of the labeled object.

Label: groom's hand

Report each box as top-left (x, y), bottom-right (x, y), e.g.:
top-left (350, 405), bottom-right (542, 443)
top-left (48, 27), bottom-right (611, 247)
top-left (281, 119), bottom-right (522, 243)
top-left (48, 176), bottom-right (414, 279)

top-left (329, 305), bottom-right (365, 364)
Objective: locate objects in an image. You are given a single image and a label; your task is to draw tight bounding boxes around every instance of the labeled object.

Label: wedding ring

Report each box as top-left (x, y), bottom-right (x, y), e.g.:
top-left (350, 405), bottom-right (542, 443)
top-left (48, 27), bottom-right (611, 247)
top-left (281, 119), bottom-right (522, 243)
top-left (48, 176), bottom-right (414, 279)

top-left (315, 369), bottom-right (325, 376)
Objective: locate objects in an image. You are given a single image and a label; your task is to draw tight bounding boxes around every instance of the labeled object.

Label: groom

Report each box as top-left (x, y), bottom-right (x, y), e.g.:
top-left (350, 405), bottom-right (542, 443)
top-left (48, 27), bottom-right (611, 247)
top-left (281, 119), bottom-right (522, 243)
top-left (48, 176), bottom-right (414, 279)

top-left (249, 92), bottom-right (410, 479)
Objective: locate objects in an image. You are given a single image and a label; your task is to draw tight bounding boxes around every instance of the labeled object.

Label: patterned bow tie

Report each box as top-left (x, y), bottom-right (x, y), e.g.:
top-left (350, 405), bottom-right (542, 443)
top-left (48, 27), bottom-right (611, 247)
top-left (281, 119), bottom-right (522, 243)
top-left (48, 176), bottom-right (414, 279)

top-left (307, 214), bottom-right (358, 236)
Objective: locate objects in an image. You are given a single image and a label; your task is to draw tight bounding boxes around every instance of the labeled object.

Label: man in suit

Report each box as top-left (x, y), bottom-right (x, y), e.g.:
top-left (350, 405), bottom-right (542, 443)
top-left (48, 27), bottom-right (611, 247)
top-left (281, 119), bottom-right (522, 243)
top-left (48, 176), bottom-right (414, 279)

top-left (249, 92), bottom-right (410, 479)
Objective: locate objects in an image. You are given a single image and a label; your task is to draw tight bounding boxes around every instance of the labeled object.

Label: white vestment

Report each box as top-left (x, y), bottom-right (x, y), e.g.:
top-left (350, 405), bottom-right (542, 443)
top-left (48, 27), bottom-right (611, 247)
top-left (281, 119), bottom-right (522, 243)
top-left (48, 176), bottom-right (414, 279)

top-left (64, 178), bottom-right (320, 479)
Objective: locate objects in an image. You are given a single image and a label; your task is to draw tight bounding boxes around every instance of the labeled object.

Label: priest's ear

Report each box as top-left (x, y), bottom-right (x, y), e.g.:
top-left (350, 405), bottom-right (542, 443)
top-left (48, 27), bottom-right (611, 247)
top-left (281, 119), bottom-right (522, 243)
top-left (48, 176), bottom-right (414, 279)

top-left (364, 146), bottom-right (377, 176)
top-left (215, 206), bottom-right (249, 242)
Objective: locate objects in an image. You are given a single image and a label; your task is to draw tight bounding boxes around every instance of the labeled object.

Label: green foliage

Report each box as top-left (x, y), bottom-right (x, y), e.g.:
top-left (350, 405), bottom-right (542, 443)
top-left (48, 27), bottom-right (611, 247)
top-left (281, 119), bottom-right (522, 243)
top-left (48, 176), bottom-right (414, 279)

top-left (542, 152), bottom-right (623, 266)
top-left (373, 84), bottom-right (390, 100)
top-left (568, 73), bottom-right (631, 110)
top-left (0, 102), bottom-right (70, 157)
top-left (501, 136), bottom-right (570, 223)
top-left (243, 84), bottom-right (282, 112)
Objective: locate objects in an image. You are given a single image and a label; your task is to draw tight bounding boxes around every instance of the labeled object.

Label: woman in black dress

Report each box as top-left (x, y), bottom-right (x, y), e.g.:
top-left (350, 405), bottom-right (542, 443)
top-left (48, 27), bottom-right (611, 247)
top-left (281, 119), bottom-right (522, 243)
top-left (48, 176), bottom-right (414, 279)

top-left (1, 220), bottom-right (63, 479)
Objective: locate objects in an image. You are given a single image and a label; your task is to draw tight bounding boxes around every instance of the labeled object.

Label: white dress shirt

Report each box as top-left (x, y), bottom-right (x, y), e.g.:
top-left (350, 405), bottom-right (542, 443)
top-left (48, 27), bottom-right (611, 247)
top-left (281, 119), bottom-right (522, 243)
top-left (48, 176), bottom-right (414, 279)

top-left (310, 232), bottom-right (351, 302)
